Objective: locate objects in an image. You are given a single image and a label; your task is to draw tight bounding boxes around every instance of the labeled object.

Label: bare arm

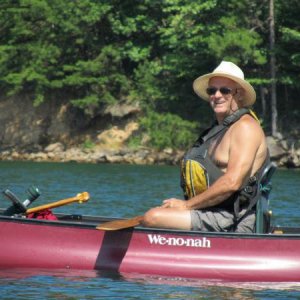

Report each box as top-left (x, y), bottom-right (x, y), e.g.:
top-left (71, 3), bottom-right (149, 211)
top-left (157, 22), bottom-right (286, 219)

top-left (186, 117), bottom-right (264, 209)
top-left (163, 117), bottom-right (266, 210)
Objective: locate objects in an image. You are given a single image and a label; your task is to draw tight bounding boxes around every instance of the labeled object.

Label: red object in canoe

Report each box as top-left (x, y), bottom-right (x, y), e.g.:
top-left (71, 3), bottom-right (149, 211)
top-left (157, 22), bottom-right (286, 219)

top-left (0, 213), bottom-right (300, 282)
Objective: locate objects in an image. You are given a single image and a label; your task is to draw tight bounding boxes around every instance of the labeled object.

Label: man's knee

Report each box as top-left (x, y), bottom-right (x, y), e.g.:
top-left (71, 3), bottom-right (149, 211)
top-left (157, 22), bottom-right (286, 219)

top-left (143, 208), bottom-right (163, 227)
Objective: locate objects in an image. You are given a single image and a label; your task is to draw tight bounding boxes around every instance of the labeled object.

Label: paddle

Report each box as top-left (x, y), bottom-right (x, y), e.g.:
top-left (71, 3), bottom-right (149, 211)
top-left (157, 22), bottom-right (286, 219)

top-left (96, 215), bottom-right (144, 231)
top-left (25, 192), bottom-right (90, 214)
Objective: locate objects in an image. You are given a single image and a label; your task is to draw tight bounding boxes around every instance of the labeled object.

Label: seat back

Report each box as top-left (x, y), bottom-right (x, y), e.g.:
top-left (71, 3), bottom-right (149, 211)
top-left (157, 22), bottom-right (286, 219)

top-left (255, 162), bottom-right (277, 233)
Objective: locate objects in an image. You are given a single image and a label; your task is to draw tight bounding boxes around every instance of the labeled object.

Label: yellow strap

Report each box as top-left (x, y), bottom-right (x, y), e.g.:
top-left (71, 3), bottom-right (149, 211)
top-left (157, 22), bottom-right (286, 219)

top-left (249, 109), bottom-right (260, 123)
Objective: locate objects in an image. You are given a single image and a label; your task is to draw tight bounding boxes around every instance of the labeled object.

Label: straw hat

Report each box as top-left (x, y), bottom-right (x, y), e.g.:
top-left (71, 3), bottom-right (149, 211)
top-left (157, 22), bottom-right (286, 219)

top-left (193, 61), bottom-right (256, 106)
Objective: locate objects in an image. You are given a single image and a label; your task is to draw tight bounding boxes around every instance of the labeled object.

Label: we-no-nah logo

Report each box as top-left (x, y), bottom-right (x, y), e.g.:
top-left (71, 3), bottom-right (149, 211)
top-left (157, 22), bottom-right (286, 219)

top-left (147, 234), bottom-right (211, 248)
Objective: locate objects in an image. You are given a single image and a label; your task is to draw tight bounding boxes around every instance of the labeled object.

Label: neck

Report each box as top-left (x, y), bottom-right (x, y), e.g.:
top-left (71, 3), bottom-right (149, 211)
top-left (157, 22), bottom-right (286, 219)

top-left (216, 108), bottom-right (243, 124)
top-left (216, 112), bottom-right (230, 124)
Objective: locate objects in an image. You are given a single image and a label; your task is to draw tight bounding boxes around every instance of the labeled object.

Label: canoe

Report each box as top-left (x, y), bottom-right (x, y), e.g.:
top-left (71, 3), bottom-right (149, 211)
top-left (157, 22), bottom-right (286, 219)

top-left (1, 211), bottom-right (300, 282)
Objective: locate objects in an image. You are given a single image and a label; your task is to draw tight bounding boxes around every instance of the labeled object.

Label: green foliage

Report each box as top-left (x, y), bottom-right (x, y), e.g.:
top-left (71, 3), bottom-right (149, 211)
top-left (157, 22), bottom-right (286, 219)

top-left (207, 16), bottom-right (266, 65)
top-left (0, 0), bottom-right (299, 144)
top-left (136, 111), bottom-right (198, 150)
top-left (82, 138), bottom-right (95, 150)
top-left (277, 1), bottom-right (300, 87)
top-left (127, 135), bottom-right (141, 150)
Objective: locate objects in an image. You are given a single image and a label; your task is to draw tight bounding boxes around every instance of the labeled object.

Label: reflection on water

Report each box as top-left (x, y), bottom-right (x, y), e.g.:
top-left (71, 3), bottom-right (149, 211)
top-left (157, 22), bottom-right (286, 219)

top-left (0, 268), bottom-right (300, 299)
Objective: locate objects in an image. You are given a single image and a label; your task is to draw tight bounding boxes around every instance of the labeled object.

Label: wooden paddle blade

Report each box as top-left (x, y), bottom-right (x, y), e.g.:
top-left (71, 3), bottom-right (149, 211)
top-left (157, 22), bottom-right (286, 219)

top-left (97, 215), bottom-right (144, 231)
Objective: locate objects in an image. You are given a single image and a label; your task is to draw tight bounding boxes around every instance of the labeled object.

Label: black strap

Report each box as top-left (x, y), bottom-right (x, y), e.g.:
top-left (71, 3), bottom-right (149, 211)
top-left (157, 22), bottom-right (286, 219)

top-left (200, 124), bottom-right (226, 143)
top-left (199, 108), bottom-right (250, 144)
top-left (234, 154), bottom-right (274, 221)
top-left (223, 108), bottom-right (249, 126)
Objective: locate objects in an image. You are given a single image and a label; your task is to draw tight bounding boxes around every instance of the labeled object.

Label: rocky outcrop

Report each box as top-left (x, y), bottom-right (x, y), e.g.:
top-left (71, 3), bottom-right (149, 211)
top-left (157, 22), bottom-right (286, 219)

top-left (0, 93), bottom-right (141, 151)
top-left (96, 122), bottom-right (139, 150)
top-left (0, 94), bottom-right (298, 167)
top-left (267, 136), bottom-right (300, 168)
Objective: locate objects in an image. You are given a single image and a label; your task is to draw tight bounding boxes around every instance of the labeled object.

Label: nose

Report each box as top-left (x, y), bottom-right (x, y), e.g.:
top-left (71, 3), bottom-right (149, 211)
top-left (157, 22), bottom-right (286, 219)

top-left (214, 89), bottom-right (223, 97)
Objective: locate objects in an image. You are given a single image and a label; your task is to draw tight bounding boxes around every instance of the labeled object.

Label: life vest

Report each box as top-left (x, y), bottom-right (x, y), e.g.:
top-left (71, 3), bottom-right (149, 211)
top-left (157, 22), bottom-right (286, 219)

top-left (180, 108), bottom-right (269, 218)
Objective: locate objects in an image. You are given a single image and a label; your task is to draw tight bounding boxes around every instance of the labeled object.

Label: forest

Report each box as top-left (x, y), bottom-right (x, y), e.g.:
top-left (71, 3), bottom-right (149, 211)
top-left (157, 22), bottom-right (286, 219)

top-left (0, 0), bottom-right (299, 150)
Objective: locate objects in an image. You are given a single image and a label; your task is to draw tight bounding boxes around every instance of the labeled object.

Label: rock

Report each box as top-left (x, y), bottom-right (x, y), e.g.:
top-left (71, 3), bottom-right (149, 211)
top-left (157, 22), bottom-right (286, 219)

top-left (11, 151), bottom-right (20, 159)
top-left (273, 132), bottom-right (283, 140)
top-left (163, 148), bottom-right (173, 155)
top-left (45, 142), bottom-right (65, 153)
top-left (105, 154), bottom-right (124, 163)
top-left (96, 122), bottom-right (139, 149)
top-left (279, 140), bottom-right (288, 150)
top-left (266, 136), bottom-right (286, 159)
top-left (286, 154), bottom-right (300, 168)
top-left (27, 152), bottom-right (48, 161)
top-left (103, 102), bottom-right (141, 118)
top-left (64, 147), bottom-right (85, 162)
top-left (47, 152), bottom-right (56, 159)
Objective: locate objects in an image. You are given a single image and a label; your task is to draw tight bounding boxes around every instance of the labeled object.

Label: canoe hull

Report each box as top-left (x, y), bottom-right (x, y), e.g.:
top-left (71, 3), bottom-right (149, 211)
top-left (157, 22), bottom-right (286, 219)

top-left (119, 231), bottom-right (300, 282)
top-left (1, 215), bottom-right (300, 282)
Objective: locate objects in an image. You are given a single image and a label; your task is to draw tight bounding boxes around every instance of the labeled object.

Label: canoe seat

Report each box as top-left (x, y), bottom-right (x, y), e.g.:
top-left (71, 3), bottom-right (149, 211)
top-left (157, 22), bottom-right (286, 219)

top-left (255, 162), bottom-right (277, 234)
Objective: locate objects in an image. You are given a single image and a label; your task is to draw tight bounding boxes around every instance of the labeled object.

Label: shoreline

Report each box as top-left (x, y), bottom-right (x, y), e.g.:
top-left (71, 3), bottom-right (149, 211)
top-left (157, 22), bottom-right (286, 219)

top-left (0, 138), bottom-right (299, 168)
top-left (0, 145), bottom-right (184, 166)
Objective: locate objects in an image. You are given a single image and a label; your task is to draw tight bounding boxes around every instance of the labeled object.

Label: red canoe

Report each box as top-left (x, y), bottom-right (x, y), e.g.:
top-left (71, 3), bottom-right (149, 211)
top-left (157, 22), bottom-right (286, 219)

top-left (0, 212), bottom-right (300, 282)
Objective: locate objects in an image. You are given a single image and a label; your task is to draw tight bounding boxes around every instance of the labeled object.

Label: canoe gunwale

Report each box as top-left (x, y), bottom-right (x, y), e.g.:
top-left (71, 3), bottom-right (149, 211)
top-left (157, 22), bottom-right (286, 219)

top-left (1, 211), bottom-right (300, 239)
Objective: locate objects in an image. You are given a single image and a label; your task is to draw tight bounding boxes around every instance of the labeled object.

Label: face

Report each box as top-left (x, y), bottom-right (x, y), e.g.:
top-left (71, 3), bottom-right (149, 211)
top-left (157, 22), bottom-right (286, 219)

top-left (207, 76), bottom-right (243, 117)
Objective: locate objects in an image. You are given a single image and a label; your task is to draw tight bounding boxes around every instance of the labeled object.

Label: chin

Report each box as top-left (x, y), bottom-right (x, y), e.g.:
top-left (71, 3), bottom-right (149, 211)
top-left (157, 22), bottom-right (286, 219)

top-left (213, 106), bottom-right (227, 114)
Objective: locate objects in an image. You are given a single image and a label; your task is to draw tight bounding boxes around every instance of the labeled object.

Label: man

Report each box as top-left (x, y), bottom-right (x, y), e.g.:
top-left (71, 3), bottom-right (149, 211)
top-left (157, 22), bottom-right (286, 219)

top-left (142, 61), bottom-right (269, 232)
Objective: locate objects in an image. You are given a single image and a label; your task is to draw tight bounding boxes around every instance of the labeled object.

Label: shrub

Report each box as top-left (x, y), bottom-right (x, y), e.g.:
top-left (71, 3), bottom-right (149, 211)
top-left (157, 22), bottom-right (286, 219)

top-left (134, 111), bottom-right (198, 150)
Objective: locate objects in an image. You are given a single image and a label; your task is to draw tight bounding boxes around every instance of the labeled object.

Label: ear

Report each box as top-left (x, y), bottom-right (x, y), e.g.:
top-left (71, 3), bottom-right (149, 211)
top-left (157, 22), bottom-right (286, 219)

top-left (236, 88), bottom-right (245, 101)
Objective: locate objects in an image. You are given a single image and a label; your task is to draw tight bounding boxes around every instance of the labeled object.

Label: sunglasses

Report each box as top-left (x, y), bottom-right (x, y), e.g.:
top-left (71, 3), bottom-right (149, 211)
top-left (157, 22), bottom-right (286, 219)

top-left (206, 86), bottom-right (234, 96)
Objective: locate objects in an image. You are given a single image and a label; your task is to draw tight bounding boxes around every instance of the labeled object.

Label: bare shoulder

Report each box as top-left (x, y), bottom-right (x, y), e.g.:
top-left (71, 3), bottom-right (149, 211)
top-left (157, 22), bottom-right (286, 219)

top-left (229, 113), bottom-right (267, 154)
top-left (230, 113), bottom-right (268, 159)
top-left (231, 114), bottom-right (264, 138)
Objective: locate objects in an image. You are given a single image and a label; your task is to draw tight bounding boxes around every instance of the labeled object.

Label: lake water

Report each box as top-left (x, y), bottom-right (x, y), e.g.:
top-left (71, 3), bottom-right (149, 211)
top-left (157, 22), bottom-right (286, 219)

top-left (0, 161), bottom-right (299, 299)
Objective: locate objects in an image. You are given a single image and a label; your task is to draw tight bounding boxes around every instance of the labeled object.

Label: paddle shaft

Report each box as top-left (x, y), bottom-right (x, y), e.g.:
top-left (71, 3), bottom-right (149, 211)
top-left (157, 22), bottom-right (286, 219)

top-left (96, 215), bottom-right (144, 231)
top-left (26, 193), bottom-right (89, 214)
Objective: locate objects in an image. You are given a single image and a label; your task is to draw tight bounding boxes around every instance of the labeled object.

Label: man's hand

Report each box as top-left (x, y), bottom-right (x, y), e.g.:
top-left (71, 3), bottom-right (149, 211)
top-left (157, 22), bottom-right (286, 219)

top-left (161, 198), bottom-right (188, 210)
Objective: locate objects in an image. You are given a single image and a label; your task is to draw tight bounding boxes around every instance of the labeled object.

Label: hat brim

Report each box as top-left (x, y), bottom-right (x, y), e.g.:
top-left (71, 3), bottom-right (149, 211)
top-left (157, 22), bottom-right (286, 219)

top-left (193, 72), bottom-right (256, 106)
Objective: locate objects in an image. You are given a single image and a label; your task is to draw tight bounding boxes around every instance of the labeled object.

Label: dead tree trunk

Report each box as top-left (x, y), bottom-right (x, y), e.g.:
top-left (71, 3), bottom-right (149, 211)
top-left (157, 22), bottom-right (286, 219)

top-left (269, 0), bottom-right (278, 136)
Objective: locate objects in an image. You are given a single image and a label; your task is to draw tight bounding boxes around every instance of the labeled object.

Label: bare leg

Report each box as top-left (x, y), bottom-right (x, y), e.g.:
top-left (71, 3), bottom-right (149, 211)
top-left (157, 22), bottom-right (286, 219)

top-left (142, 207), bottom-right (192, 230)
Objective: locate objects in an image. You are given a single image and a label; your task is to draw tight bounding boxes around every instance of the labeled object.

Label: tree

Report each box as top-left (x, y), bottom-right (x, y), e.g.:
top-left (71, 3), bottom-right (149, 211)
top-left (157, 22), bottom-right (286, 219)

top-left (0, 0), bottom-right (299, 148)
top-left (269, 0), bottom-right (278, 136)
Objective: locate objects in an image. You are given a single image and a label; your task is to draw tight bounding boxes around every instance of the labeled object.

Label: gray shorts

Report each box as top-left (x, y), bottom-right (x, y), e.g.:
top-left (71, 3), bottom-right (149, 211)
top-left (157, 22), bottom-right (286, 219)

top-left (190, 208), bottom-right (255, 233)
